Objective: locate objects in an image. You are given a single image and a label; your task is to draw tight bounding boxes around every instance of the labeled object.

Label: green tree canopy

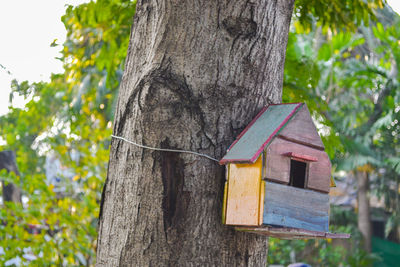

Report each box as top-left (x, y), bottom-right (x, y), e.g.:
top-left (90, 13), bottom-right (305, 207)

top-left (0, 0), bottom-right (390, 265)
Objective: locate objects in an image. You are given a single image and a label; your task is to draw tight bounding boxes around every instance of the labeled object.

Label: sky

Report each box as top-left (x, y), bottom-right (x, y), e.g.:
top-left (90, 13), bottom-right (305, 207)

top-left (0, 0), bottom-right (88, 115)
top-left (0, 1), bottom-right (399, 116)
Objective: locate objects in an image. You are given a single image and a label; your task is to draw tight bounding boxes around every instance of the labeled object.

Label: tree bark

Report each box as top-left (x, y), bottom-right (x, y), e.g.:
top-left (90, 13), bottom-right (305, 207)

top-left (0, 150), bottom-right (21, 203)
top-left (356, 170), bottom-right (372, 252)
top-left (97, 0), bottom-right (294, 266)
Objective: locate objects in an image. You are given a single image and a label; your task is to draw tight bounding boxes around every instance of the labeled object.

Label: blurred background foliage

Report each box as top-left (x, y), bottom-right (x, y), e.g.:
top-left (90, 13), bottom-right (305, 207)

top-left (279, 1), bottom-right (400, 266)
top-left (0, 0), bottom-right (399, 266)
top-left (0, 0), bottom-right (135, 265)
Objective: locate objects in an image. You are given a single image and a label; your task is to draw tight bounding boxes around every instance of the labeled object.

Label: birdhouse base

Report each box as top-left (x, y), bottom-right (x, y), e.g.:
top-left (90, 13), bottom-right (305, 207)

top-left (235, 226), bottom-right (350, 240)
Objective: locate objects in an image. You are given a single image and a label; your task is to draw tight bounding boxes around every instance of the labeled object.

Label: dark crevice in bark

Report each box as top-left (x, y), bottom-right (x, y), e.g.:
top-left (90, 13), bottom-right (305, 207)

top-left (159, 139), bottom-right (191, 266)
top-left (144, 68), bottom-right (202, 114)
top-left (142, 66), bottom-right (218, 155)
top-left (114, 139), bottom-right (122, 159)
top-left (245, 249), bottom-right (250, 266)
top-left (223, 15), bottom-right (257, 54)
top-left (116, 62), bottom-right (183, 137)
top-left (116, 86), bottom-right (140, 135)
top-left (145, 5), bottom-right (152, 25)
top-left (160, 139), bottom-right (190, 232)
top-left (222, 17), bottom-right (257, 39)
top-left (98, 174), bottom-right (108, 227)
top-left (216, 2), bottom-right (221, 29)
top-left (117, 64), bottom-right (206, 137)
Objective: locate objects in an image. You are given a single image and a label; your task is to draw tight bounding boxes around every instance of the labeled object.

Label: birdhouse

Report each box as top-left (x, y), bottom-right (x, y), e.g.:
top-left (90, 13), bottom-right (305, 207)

top-left (220, 103), bottom-right (349, 239)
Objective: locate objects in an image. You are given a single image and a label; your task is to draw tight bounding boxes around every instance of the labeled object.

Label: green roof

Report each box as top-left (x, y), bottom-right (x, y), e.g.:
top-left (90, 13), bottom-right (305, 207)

top-left (220, 103), bottom-right (303, 164)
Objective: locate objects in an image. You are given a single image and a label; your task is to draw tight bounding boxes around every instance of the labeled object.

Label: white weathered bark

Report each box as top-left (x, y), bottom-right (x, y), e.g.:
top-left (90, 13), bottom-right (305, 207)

top-left (97, 1), bottom-right (294, 265)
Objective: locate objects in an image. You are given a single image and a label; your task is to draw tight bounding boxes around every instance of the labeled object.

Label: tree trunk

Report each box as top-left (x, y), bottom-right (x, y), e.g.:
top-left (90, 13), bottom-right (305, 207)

top-left (356, 170), bottom-right (372, 252)
top-left (97, 0), bottom-right (294, 265)
top-left (0, 150), bottom-right (21, 203)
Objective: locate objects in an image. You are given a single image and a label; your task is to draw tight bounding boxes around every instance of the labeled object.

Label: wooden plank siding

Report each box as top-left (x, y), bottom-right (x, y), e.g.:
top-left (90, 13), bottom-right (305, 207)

top-left (264, 137), bottom-right (331, 193)
top-left (258, 180), bottom-right (265, 225)
top-left (308, 155), bottom-right (332, 193)
top-left (279, 104), bottom-right (325, 150)
top-left (264, 149), bottom-right (290, 184)
top-left (235, 226), bottom-right (350, 239)
top-left (225, 156), bottom-right (262, 226)
top-left (262, 181), bottom-right (329, 232)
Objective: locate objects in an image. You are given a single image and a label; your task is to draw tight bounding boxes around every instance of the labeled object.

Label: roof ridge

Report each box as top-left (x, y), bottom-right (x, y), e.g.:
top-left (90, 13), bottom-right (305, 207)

top-left (248, 103), bottom-right (303, 162)
top-left (220, 103), bottom-right (304, 165)
top-left (226, 106), bottom-right (269, 151)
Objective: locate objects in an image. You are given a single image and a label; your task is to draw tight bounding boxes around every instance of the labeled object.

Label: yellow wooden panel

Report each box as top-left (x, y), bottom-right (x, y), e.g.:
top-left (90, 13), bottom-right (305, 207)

top-left (258, 180), bottom-right (265, 225)
top-left (222, 181), bottom-right (228, 224)
top-left (225, 156), bottom-right (262, 226)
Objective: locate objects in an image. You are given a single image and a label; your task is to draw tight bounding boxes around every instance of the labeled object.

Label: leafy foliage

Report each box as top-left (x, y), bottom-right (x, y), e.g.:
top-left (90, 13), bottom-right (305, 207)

top-left (294, 0), bottom-right (385, 32)
top-left (271, 4), bottom-right (400, 266)
top-left (0, 0), bottom-right (395, 265)
top-left (0, 0), bottom-right (135, 265)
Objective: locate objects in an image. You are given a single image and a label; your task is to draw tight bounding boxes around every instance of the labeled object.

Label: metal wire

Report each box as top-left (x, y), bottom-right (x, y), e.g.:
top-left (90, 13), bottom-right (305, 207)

top-left (111, 135), bottom-right (219, 162)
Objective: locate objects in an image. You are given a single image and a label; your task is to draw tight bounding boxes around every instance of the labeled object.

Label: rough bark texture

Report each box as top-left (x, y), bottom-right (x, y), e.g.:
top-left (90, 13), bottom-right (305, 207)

top-left (356, 171), bottom-right (372, 252)
top-left (97, 0), bottom-right (294, 266)
top-left (0, 150), bottom-right (21, 203)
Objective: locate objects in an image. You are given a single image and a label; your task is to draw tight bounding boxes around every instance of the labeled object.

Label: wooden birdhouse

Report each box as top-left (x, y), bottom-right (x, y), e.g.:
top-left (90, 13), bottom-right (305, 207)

top-left (220, 103), bottom-right (349, 239)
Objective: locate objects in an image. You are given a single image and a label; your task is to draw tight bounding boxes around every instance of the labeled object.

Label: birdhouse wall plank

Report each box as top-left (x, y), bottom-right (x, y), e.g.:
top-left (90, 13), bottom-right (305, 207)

top-left (265, 137), bottom-right (331, 193)
top-left (307, 152), bottom-right (332, 193)
top-left (258, 180), bottom-right (266, 225)
top-left (264, 150), bottom-right (290, 184)
top-left (222, 180), bottom-right (228, 224)
top-left (225, 157), bottom-right (262, 226)
top-left (234, 226), bottom-right (350, 239)
top-left (262, 181), bottom-right (329, 232)
top-left (278, 104), bottom-right (325, 150)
